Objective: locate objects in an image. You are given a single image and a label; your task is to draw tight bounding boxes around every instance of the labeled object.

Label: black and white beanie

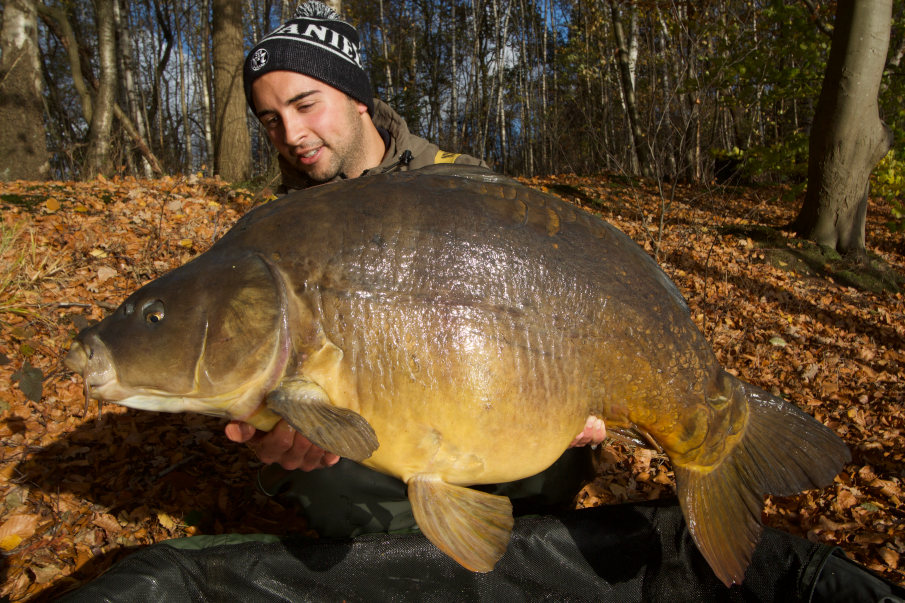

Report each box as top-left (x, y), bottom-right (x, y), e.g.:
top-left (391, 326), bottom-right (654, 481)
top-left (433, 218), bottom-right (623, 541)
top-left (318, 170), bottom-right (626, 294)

top-left (243, 2), bottom-right (373, 114)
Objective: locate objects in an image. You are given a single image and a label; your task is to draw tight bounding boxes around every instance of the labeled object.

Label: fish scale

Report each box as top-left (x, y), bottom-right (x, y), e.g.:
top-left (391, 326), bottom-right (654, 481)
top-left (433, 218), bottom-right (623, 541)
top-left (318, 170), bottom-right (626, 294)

top-left (65, 165), bottom-right (850, 587)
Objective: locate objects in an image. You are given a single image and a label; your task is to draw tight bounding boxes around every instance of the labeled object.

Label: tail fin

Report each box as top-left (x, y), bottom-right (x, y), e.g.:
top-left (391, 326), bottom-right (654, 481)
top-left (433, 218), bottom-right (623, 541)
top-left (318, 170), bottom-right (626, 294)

top-left (673, 378), bottom-right (851, 587)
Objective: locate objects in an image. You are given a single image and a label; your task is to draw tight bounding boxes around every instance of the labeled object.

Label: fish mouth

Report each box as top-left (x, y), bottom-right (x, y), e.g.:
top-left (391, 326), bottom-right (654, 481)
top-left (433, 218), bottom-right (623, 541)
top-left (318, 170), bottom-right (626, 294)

top-left (65, 337), bottom-right (120, 399)
top-left (66, 336), bottom-right (187, 405)
top-left (85, 378), bottom-right (138, 403)
top-left (64, 340), bottom-right (90, 374)
top-left (77, 368), bottom-right (161, 405)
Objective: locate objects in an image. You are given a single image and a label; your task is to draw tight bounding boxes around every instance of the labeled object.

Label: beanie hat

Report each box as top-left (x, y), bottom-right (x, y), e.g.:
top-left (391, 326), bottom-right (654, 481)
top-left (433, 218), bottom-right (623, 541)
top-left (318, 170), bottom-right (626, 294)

top-left (243, 2), bottom-right (373, 115)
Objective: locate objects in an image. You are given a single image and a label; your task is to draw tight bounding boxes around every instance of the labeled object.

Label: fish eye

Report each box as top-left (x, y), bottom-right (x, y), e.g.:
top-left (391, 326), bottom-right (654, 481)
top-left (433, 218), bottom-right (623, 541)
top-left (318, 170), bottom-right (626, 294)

top-left (142, 300), bottom-right (166, 324)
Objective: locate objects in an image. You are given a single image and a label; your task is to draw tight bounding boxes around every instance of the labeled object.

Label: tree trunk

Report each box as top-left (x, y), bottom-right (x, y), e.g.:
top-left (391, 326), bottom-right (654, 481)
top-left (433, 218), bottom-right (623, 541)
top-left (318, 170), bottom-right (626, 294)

top-left (147, 0), bottom-right (174, 152)
top-left (540, 0), bottom-right (550, 172)
top-left (114, 0), bottom-right (153, 177)
top-left (36, 4), bottom-right (93, 121)
top-left (516, 0), bottom-right (532, 175)
top-left (178, 25), bottom-right (193, 171)
top-left (470, 0), bottom-right (488, 158)
top-left (491, 0), bottom-right (511, 172)
top-left (450, 0), bottom-right (458, 149)
top-left (0, 0), bottom-right (50, 180)
top-left (379, 0), bottom-right (395, 101)
top-left (85, 0), bottom-right (117, 178)
top-left (791, 0), bottom-right (893, 257)
top-left (200, 0), bottom-right (215, 173)
top-left (212, 0), bottom-right (251, 182)
top-left (608, 0), bottom-right (653, 178)
top-left (280, 0), bottom-right (293, 22)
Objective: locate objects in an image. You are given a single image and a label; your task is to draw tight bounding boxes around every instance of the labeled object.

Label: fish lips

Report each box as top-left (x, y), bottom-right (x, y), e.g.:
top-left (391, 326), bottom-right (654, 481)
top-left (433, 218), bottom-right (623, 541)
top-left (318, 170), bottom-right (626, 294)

top-left (65, 334), bottom-right (121, 400)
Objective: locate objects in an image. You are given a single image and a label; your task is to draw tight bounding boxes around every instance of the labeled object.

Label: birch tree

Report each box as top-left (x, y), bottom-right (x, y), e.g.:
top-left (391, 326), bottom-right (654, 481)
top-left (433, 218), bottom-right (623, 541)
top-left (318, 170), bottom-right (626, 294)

top-left (608, 0), bottom-right (652, 178)
top-left (115, 0), bottom-right (154, 177)
top-left (199, 0), bottom-right (215, 172)
top-left (85, 0), bottom-right (117, 177)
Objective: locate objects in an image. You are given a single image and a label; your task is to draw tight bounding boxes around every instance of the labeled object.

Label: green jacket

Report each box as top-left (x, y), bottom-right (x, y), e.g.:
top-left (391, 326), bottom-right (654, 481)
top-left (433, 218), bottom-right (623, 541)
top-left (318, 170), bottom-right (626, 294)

top-left (277, 99), bottom-right (488, 193)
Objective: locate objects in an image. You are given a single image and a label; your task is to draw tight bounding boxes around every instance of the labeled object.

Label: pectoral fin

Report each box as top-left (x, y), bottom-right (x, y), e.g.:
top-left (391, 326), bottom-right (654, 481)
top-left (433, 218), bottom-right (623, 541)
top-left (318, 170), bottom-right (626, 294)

top-left (408, 474), bottom-right (513, 572)
top-left (265, 376), bottom-right (379, 462)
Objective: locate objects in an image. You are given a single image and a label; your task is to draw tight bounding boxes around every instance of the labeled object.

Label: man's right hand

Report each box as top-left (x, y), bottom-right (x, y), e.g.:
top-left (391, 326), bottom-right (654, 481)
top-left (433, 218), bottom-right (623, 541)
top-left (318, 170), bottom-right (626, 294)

top-left (225, 419), bottom-right (340, 471)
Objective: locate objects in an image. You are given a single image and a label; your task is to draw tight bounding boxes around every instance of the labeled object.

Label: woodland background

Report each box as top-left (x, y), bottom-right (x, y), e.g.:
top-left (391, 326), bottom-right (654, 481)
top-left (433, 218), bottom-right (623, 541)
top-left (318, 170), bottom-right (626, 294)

top-left (0, 0), bottom-right (902, 188)
top-left (0, 0), bottom-right (904, 599)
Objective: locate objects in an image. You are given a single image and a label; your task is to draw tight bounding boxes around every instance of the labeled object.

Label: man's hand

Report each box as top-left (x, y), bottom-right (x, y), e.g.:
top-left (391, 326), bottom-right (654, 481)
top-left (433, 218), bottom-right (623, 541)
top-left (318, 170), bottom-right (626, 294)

top-left (225, 420), bottom-right (340, 471)
top-left (569, 415), bottom-right (607, 448)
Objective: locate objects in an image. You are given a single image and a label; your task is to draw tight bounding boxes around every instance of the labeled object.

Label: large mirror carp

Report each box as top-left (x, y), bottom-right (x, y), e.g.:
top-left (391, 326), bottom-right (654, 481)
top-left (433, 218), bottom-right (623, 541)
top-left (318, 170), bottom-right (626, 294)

top-left (65, 166), bottom-right (850, 586)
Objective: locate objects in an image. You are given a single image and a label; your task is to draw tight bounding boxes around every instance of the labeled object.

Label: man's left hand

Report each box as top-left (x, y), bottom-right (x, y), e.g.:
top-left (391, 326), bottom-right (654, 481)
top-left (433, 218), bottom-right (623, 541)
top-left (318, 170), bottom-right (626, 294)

top-left (569, 415), bottom-right (607, 448)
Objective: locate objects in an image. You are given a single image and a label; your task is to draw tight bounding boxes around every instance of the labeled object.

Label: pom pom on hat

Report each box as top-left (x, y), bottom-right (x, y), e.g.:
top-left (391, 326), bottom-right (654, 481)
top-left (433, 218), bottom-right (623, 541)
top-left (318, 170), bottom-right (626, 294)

top-left (292, 1), bottom-right (340, 19)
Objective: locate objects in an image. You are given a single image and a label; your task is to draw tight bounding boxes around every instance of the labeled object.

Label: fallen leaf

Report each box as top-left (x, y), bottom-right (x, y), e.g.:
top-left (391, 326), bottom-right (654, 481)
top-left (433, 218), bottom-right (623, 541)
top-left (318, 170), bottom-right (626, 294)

top-left (834, 488), bottom-right (858, 511)
top-left (12, 361), bottom-right (43, 402)
top-left (96, 266), bottom-right (117, 283)
top-left (0, 514), bottom-right (39, 550)
top-left (33, 563), bottom-right (64, 584)
top-left (156, 511), bottom-right (178, 531)
top-left (879, 547), bottom-right (900, 569)
top-left (92, 513), bottom-right (120, 537)
top-left (801, 364), bottom-right (819, 381)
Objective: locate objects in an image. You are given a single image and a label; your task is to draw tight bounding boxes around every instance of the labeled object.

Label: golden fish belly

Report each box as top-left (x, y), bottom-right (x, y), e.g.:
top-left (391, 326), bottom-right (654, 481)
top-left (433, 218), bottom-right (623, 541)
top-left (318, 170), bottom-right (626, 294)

top-left (322, 295), bottom-right (592, 485)
top-left (357, 378), bottom-right (589, 485)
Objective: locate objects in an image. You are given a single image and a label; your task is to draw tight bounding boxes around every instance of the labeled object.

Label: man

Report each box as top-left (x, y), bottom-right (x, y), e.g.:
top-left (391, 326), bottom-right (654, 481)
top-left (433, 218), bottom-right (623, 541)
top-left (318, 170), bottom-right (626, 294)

top-left (227, 1), bottom-right (605, 539)
top-left (240, 0), bottom-right (486, 194)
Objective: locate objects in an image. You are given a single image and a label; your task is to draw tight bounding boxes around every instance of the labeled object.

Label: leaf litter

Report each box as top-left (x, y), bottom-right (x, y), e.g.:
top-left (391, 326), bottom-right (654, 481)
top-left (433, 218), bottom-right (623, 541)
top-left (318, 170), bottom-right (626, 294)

top-left (0, 173), bottom-right (902, 600)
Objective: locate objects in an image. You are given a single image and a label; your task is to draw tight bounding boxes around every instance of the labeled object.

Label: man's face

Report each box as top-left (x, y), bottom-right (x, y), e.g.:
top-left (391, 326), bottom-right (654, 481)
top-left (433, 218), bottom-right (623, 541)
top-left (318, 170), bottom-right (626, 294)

top-left (252, 71), bottom-right (372, 182)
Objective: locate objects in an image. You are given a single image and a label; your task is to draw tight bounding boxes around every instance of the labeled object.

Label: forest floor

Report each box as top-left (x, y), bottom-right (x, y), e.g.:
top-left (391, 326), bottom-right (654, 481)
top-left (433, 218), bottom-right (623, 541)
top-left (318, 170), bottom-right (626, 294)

top-left (0, 173), bottom-right (902, 600)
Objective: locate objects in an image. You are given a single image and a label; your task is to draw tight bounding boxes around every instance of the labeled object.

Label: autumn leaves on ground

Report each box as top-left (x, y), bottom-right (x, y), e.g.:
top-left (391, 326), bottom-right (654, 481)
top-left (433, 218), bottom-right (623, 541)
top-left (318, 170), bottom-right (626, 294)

top-left (0, 174), bottom-right (902, 600)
